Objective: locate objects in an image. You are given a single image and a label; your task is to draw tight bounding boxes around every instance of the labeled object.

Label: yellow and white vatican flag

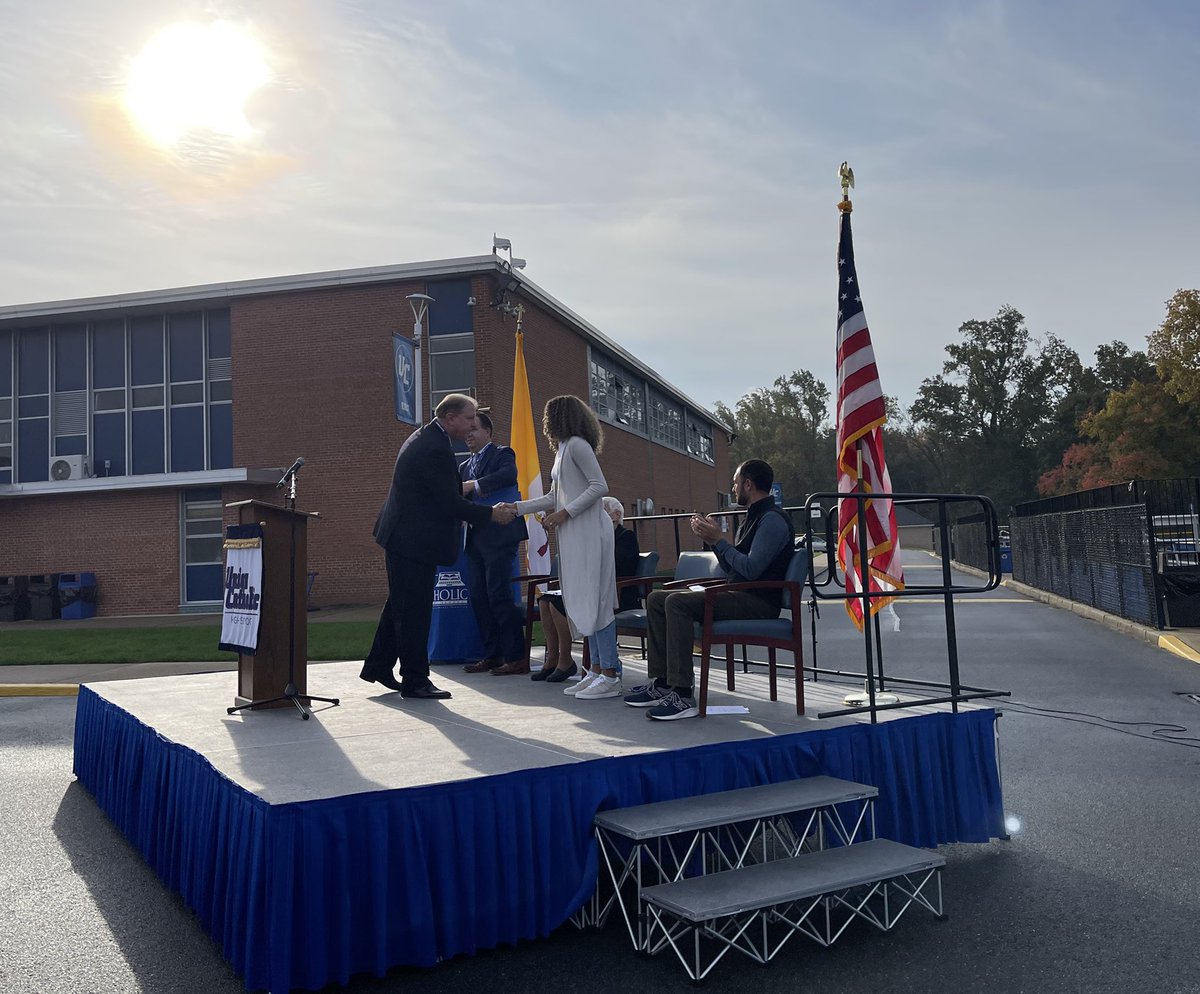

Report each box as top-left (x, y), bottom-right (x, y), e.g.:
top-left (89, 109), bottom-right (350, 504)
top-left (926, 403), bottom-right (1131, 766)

top-left (511, 327), bottom-right (551, 577)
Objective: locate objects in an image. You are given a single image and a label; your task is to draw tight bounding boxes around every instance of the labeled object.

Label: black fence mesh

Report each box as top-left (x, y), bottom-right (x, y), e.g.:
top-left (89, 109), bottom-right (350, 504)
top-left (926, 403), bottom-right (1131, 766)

top-left (949, 521), bottom-right (991, 571)
top-left (1010, 506), bottom-right (1160, 628)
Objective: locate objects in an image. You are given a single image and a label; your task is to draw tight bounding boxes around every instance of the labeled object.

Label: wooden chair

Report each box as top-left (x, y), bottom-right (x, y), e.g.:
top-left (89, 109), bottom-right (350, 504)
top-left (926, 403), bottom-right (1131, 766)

top-left (695, 549), bottom-right (811, 717)
top-left (516, 557), bottom-right (558, 666)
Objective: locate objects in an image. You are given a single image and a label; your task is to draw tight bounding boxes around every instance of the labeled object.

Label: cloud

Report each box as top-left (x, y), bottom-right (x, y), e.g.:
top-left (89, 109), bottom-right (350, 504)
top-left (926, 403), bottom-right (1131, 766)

top-left (0, 0), bottom-right (1197, 417)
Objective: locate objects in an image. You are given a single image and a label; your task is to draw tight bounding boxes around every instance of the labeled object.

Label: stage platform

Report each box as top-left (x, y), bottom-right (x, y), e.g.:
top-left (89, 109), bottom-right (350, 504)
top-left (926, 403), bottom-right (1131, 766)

top-left (73, 655), bottom-right (1005, 993)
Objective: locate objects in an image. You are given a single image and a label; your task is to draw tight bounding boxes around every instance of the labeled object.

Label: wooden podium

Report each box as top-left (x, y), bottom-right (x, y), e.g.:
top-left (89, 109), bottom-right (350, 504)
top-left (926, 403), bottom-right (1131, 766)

top-left (226, 499), bottom-right (322, 712)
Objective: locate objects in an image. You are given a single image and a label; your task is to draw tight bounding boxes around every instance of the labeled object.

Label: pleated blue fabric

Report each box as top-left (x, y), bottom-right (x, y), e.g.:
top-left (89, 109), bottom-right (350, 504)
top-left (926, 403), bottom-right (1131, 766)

top-left (73, 687), bottom-right (1002, 993)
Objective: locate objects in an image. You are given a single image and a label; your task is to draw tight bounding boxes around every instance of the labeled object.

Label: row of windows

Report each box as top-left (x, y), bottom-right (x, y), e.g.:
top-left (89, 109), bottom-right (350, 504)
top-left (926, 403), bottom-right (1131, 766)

top-left (0, 310), bottom-right (232, 484)
top-left (589, 351), bottom-right (714, 463)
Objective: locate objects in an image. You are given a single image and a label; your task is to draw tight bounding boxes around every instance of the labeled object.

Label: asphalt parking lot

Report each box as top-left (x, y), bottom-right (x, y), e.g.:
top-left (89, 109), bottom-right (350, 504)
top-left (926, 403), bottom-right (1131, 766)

top-left (2, 567), bottom-right (1199, 994)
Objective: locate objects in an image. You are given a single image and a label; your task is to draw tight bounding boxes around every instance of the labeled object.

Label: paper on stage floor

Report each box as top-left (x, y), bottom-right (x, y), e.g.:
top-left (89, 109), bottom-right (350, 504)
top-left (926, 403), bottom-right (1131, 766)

top-left (705, 705), bottom-right (751, 715)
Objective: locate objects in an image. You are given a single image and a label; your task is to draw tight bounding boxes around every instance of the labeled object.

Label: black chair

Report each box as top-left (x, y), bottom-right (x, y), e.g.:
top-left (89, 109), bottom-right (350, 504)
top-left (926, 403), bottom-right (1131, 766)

top-left (614, 551), bottom-right (724, 657)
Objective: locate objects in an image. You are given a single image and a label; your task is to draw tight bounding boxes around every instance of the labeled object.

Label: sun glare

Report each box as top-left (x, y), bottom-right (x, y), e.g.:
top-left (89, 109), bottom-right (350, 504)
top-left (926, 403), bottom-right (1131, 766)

top-left (124, 21), bottom-right (268, 146)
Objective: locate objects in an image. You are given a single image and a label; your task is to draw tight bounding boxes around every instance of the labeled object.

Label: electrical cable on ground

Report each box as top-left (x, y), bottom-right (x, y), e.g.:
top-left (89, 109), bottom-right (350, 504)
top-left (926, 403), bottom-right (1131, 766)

top-left (1001, 698), bottom-right (1200, 749)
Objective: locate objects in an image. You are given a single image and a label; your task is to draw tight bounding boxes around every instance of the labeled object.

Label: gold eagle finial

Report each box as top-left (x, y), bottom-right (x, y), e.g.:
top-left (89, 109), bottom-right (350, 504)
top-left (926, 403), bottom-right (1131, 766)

top-left (838, 161), bottom-right (855, 212)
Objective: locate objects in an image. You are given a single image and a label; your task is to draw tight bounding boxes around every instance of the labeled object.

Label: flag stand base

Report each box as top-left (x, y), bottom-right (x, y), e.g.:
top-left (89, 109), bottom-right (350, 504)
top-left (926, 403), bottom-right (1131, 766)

top-left (842, 681), bottom-right (899, 707)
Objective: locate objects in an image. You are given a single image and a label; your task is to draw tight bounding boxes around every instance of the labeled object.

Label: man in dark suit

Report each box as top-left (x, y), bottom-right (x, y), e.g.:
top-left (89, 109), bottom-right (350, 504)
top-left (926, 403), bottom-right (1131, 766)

top-left (460, 410), bottom-right (530, 675)
top-left (362, 393), bottom-right (516, 699)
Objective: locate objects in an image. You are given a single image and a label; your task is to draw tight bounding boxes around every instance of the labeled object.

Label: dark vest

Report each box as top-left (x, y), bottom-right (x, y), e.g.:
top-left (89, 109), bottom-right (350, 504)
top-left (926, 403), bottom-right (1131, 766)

top-left (731, 497), bottom-right (794, 611)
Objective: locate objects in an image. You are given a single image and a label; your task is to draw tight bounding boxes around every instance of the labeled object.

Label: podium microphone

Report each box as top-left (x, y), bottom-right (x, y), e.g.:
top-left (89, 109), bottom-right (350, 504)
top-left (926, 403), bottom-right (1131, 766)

top-left (276, 456), bottom-right (305, 488)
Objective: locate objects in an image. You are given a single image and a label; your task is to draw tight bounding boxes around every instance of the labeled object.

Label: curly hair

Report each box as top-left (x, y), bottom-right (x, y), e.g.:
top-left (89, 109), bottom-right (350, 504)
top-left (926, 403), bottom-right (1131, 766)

top-left (542, 394), bottom-right (603, 453)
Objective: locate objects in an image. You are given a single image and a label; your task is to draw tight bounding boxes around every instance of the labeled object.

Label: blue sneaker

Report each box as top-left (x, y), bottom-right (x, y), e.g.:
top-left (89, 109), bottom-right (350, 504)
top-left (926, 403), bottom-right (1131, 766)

top-left (646, 691), bottom-right (699, 721)
top-left (623, 682), bottom-right (667, 708)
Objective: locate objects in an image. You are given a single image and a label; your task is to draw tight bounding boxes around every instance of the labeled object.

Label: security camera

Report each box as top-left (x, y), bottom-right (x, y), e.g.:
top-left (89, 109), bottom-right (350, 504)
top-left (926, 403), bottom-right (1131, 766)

top-left (467, 296), bottom-right (476, 306)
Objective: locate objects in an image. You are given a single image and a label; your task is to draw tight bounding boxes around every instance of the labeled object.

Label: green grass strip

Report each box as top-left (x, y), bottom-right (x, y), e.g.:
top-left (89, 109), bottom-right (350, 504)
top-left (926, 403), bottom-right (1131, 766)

top-left (0, 620), bottom-right (546, 665)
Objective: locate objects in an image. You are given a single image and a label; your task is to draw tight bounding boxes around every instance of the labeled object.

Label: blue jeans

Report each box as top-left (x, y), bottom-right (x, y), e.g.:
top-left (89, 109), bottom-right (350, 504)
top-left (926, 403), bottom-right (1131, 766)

top-left (587, 619), bottom-right (620, 675)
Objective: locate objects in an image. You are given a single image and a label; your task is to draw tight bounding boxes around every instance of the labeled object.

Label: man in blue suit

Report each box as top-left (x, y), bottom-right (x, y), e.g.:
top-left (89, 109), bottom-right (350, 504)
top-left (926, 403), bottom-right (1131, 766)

top-left (362, 394), bottom-right (516, 699)
top-left (460, 410), bottom-right (530, 675)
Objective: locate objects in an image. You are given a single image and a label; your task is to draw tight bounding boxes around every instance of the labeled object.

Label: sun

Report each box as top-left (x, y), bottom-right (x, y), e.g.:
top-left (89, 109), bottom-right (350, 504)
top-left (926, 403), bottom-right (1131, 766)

top-left (124, 21), bottom-right (268, 146)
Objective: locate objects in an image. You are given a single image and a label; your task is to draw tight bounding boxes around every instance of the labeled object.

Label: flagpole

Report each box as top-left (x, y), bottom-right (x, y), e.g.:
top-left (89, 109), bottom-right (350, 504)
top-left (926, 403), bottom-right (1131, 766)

top-left (834, 164), bottom-right (898, 714)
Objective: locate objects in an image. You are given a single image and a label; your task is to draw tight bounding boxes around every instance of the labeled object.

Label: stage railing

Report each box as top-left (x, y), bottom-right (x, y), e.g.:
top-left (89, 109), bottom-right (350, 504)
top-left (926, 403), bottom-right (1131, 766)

top-left (625, 495), bottom-right (1009, 723)
top-left (802, 491), bottom-right (1009, 721)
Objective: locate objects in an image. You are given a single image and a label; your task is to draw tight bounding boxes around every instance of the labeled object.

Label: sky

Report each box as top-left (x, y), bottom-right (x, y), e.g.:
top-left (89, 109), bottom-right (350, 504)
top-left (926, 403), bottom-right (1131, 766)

top-left (1, 0), bottom-right (1198, 416)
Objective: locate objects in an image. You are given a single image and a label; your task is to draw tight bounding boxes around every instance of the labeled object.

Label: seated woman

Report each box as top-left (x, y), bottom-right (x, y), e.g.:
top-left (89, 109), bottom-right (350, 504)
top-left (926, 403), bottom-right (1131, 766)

top-left (533, 496), bottom-right (641, 682)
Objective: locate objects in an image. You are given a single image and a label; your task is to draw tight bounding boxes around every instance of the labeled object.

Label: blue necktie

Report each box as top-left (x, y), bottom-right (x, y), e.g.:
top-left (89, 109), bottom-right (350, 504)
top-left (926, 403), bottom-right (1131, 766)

top-left (467, 453), bottom-right (479, 479)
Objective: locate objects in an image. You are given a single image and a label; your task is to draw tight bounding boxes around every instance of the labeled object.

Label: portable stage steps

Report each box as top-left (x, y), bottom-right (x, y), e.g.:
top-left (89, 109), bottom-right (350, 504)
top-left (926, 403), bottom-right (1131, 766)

top-left (642, 838), bottom-right (946, 980)
top-left (588, 775), bottom-right (879, 951)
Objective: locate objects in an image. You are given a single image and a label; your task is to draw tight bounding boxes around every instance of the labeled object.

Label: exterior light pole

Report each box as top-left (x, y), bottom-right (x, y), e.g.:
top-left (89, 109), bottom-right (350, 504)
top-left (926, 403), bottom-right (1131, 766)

top-left (406, 292), bottom-right (435, 422)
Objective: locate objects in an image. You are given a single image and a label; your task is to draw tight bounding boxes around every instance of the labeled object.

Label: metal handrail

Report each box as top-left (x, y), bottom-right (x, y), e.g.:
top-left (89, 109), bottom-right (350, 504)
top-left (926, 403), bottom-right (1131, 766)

top-left (802, 491), bottom-right (1008, 721)
top-left (624, 493), bottom-right (1010, 724)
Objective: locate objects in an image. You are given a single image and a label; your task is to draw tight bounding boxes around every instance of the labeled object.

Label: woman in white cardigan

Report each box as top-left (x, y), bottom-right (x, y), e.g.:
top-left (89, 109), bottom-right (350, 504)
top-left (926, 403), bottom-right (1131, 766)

top-left (503, 395), bottom-right (622, 700)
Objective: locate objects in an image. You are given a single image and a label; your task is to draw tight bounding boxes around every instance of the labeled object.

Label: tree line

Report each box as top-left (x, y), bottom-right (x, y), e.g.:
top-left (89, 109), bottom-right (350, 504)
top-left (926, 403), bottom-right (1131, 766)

top-left (713, 290), bottom-right (1200, 517)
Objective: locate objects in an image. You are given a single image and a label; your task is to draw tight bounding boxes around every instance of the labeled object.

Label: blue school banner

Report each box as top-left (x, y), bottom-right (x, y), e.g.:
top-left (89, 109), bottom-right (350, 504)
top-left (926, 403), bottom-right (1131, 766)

top-left (392, 333), bottom-right (418, 426)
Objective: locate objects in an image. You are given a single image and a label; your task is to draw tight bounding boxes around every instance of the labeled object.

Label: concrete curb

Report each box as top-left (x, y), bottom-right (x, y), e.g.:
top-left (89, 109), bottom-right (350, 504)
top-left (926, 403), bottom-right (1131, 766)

top-left (949, 561), bottom-right (1200, 666)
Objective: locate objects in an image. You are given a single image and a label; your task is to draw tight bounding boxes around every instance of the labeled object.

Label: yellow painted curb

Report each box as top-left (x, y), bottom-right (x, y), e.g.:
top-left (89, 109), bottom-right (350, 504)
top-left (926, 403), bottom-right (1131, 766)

top-left (0, 684), bottom-right (80, 697)
top-left (1158, 635), bottom-right (1200, 665)
top-left (897, 598), bottom-right (1032, 605)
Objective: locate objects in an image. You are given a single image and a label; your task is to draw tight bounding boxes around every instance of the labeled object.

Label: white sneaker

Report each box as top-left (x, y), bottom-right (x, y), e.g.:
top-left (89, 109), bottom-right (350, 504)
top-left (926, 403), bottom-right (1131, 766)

top-left (564, 671), bottom-right (600, 695)
top-left (576, 675), bottom-right (623, 700)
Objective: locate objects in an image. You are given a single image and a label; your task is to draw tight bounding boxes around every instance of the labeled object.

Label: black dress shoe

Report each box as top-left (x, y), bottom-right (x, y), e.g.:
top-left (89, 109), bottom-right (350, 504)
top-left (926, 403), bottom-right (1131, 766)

top-left (401, 681), bottom-right (452, 700)
top-left (360, 662), bottom-right (403, 692)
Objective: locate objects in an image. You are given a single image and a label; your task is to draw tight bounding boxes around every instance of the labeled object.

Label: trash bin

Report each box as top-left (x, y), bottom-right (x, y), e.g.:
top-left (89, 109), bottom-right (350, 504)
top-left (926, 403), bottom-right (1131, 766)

top-left (26, 574), bottom-right (61, 621)
top-left (999, 547), bottom-right (1013, 573)
top-left (0, 575), bottom-right (28, 622)
top-left (58, 572), bottom-right (97, 620)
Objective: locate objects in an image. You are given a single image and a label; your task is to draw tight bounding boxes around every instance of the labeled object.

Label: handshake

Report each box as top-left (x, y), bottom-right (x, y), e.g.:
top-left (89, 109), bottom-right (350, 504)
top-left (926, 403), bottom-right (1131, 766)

top-left (491, 503), bottom-right (519, 525)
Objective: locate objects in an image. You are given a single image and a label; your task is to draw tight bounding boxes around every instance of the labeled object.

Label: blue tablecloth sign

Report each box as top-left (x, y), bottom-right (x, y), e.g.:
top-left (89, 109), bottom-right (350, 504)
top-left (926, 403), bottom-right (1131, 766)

top-left (428, 549), bottom-right (484, 663)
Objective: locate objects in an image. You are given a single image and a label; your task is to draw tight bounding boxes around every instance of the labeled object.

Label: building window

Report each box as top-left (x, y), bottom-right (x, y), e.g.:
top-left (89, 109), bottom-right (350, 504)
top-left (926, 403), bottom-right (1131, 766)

top-left (207, 309), bottom-right (233, 469)
top-left (53, 324), bottom-right (87, 458)
top-left (17, 328), bottom-right (50, 482)
top-left (648, 389), bottom-right (684, 450)
top-left (130, 315), bottom-right (166, 475)
top-left (92, 319), bottom-right (126, 477)
top-left (425, 279), bottom-right (476, 418)
top-left (589, 352), bottom-right (645, 432)
top-left (181, 488), bottom-right (224, 604)
top-left (169, 312), bottom-right (205, 472)
top-left (5, 308), bottom-right (233, 483)
top-left (0, 332), bottom-right (12, 483)
top-left (686, 413), bottom-right (715, 463)
top-left (429, 332), bottom-right (475, 413)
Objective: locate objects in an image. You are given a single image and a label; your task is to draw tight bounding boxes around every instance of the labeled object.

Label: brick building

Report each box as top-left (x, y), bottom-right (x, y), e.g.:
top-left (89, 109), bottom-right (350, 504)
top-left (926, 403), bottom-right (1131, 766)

top-left (0, 255), bottom-right (731, 616)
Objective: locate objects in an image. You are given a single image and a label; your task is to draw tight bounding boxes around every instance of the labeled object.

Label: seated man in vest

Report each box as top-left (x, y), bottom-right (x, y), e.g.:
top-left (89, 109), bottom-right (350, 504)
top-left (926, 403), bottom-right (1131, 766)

top-left (624, 459), bottom-right (794, 720)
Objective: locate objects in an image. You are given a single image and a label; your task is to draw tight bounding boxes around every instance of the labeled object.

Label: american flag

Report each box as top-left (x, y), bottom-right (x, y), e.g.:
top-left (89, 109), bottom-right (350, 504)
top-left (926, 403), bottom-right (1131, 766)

top-left (835, 206), bottom-right (904, 628)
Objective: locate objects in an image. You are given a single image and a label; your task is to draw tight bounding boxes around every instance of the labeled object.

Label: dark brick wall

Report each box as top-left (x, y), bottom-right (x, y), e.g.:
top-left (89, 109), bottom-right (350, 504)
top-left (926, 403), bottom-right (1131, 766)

top-left (0, 488), bottom-right (184, 615)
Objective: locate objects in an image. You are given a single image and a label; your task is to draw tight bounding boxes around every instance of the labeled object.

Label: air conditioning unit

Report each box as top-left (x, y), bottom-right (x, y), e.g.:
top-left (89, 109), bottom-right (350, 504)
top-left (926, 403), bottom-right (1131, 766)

top-left (50, 454), bottom-right (88, 481)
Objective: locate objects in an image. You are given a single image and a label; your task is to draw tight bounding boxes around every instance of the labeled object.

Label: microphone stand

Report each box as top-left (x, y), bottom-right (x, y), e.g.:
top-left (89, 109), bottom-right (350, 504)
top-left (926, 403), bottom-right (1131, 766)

top-left (227, 468), bottom-right (340, 720)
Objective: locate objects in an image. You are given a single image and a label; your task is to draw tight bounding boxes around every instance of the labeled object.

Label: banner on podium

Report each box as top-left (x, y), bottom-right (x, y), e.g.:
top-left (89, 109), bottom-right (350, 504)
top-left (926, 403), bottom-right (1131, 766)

top-left (219, 523), bottom-right (264, 654)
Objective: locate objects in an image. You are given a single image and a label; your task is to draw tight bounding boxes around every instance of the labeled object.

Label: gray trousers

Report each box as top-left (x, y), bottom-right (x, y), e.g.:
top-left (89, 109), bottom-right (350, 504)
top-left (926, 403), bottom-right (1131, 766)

top-left (645, 588), bottom-right (781, 690)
